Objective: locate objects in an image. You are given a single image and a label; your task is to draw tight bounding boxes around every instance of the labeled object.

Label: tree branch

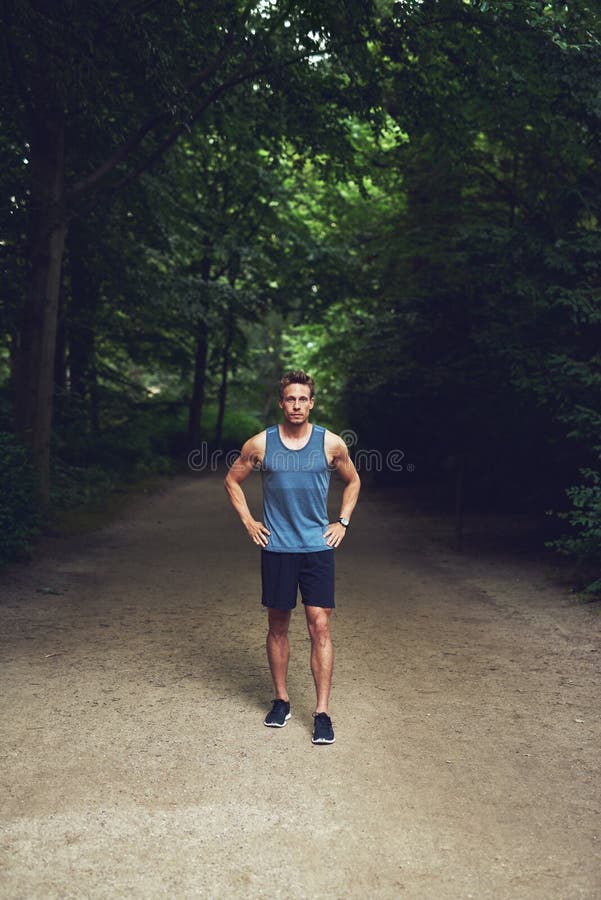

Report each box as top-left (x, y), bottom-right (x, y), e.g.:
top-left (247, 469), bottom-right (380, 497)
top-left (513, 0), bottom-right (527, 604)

top-left (471, 161), bottom-right (534, 217)
top-left (70, 17), bottom-right (368, 211)
top-left (69, 16), bottom-right (245, 198)
top-left (108, 62), bottom-right (266, 196)
top-left (104, 41), bottom-right (316, 201)
top-left (68, 110), bottom-right (166, 198)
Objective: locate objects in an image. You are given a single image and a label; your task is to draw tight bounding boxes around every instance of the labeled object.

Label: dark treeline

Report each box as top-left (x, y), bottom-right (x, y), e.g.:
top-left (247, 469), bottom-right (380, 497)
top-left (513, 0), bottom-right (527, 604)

top-left (1, 0), bottom-right (600, 584)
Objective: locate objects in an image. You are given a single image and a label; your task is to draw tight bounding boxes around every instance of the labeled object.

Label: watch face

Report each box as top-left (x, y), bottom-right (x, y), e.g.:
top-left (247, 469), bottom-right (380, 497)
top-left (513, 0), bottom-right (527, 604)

top-left (339, 517), bottom-right (350, 527)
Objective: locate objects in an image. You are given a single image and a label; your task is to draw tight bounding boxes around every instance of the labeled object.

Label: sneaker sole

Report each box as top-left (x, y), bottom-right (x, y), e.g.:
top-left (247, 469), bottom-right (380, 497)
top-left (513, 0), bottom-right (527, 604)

top-left (264, 713), bottom-right (291, 728)
top-left (312, 735), bottom-right (335, 744)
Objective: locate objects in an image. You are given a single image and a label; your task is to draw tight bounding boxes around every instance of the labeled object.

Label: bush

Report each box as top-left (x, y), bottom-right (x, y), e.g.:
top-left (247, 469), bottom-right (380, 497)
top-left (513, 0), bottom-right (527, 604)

top-left (53, 402), bottom-right (184, 480)
top-left (0, 432), bottom-right (40, 564)
top-left (200, 406), bottom-right (264, 450)
top-left (548, 466), bottom-right (601, 595)
top-left (49, 458), bottom-right (120, 509)
top-left (49, 414), bottom-right (179, 511)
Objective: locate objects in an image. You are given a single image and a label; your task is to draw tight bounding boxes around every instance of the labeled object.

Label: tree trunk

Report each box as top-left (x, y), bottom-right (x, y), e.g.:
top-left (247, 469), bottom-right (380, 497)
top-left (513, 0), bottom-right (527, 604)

top-left (14, 104), bottom-right (67, 507)
top-left (187, 316), bottom-right (209, 450)
top-left (8, 331), bottom-right (19, 398)
top-left (52, 279), bottom-right (68, 426)
top-left (188, 251), bottom-right (211, 451)
top-left (53, 282), bottom-right (67, 395)
top-left (215, 303), bottom-right (235, 449)
top-left (89, 357), bottom-right (100, 436)
top-left (68, 225), bottom-right (99, 432)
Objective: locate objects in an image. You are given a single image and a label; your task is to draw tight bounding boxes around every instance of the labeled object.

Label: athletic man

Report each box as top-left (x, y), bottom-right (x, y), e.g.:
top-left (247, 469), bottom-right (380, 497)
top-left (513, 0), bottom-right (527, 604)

top-left (224, 370), bottom-right (360, 744)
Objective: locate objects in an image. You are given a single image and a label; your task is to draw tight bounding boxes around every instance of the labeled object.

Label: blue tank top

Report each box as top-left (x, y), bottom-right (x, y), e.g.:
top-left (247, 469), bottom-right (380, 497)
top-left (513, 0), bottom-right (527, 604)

top-left (262, 424), bottom-right (332, 553)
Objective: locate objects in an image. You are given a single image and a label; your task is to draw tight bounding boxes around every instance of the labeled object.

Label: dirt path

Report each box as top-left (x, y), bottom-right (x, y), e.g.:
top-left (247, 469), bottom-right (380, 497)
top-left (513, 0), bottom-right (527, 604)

top-left (1, 472), bottom-right (599, 899)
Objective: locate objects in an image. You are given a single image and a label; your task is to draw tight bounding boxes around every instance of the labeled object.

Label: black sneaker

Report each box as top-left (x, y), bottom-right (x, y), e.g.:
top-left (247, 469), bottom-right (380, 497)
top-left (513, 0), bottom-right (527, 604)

top-left (264, 699), bottom-right (291, 727)
top-left (312, 712), bottom-right (335, 744)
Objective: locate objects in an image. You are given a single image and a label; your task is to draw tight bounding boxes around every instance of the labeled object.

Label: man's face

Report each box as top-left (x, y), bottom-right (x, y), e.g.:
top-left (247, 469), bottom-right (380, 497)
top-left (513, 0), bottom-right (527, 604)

top-left (279, 383), bottom-right (314, 425)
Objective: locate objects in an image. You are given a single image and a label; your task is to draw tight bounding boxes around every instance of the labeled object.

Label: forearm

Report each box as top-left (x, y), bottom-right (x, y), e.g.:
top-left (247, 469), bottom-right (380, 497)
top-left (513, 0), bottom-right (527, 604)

top-left (224, 476), bottom-right (255, 526)
top-left (225, 472), bottom-right (270, 547)
top-left (339, 475), bottom-right (361, 521)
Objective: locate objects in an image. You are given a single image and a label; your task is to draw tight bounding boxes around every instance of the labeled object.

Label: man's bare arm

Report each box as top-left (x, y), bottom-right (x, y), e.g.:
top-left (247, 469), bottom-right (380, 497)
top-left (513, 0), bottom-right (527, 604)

top-left (224, 433), bottom-right (270, 547)
top-left (323, 433), bottom-right (361, 547)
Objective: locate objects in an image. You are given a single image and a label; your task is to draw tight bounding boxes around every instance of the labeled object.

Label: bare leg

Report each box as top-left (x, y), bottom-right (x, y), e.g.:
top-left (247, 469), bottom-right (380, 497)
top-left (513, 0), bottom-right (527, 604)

top-left (304, 606), bottom-right (334, 714)
top-left (266, 608), bottom-right (291, 701)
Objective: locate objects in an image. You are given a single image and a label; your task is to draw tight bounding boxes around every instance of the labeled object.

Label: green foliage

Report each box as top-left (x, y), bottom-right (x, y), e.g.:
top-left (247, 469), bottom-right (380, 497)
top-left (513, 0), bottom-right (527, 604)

top-left (0, 432), bottom-right (40, 564)
top-left (200, 405), bottom-right (264, 450)
top-left (280, 304), bottom-right (358, 432)
top-left (548, 466), bottom-right (601, 595)
top-left (49, 393), bottom-right (183, 511)
top-left (303, 0), bottom-right (601, 513)
top-left (49, 459), bottom-right (121, 511)
top-left (55, 398), bottom-right (183, 478)
top-left (2, 0), bottom-right (600, 570)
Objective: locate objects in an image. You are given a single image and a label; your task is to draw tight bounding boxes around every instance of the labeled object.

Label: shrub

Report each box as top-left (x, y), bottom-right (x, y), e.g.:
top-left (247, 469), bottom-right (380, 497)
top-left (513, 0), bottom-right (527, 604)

top-left (548, 466), bottom-right (601, 595)
top-left (0, 432), bottom-right (40, 564)
top-left (200, 406), bottom-right (264, 450)
top-left (53, 402), bottom-right (183, 480)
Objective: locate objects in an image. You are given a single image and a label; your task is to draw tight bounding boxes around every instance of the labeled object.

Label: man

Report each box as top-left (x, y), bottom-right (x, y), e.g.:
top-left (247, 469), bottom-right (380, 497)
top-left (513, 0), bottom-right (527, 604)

top-left (224, 370), bottom-right (360, 744)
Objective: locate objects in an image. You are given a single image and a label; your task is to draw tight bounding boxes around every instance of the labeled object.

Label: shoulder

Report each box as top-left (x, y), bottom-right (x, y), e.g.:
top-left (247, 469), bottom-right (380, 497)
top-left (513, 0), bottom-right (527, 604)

top-left (324, 429), bottom-right (350, 460)
top-left (323, 429), bottom-right (360, 482)
top-left (241, 429), bottom-right (267, 464)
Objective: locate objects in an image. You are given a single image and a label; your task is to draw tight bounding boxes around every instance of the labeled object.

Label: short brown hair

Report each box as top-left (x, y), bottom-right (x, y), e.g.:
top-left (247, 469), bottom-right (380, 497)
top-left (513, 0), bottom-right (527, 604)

top-left (279, 370), bottom-right (315, 399)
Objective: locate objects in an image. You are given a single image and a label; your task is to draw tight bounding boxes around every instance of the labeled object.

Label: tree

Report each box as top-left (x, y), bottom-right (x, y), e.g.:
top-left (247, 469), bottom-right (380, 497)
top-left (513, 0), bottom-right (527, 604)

top-left (1, 0), bottom-right (383, 503)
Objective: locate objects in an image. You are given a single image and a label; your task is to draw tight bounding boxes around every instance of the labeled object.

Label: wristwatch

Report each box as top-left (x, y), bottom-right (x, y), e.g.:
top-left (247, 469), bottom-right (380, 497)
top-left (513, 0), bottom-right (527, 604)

top-left (338, 516), bottom-right (350, 528)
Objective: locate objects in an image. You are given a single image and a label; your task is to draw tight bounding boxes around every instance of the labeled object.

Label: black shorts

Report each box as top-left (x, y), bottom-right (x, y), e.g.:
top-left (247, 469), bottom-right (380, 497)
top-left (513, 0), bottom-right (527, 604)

top-left (261, 550), bottom-right (335, 611)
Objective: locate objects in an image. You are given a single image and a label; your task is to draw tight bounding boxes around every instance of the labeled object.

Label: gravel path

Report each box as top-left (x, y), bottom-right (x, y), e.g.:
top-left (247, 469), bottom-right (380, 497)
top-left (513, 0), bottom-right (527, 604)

top-left (1, 472), bottom-right (599, 899)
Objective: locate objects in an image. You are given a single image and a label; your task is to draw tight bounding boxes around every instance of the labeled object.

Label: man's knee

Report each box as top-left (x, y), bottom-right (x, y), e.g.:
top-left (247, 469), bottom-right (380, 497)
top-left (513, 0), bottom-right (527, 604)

top-left (306, 608), bottom-right (331, 644)
top-left (267, 609), bottom-right (291, 638)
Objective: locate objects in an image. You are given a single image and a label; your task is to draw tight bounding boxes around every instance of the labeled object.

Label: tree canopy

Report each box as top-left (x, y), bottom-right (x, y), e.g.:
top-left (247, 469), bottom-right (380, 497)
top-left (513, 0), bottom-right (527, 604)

top-left (1, 0), bottom-right (600, 581)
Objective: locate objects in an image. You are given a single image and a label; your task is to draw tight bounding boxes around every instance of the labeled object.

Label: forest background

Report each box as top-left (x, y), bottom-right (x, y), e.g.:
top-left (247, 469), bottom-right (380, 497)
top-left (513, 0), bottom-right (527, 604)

top-left (1, 0), bottom-right (600, 588)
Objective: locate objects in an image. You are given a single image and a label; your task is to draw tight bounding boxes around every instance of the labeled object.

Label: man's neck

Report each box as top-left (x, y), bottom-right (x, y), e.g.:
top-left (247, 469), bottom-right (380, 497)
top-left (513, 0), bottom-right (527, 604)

top-left (279, 420), bottom-right (312, 442)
